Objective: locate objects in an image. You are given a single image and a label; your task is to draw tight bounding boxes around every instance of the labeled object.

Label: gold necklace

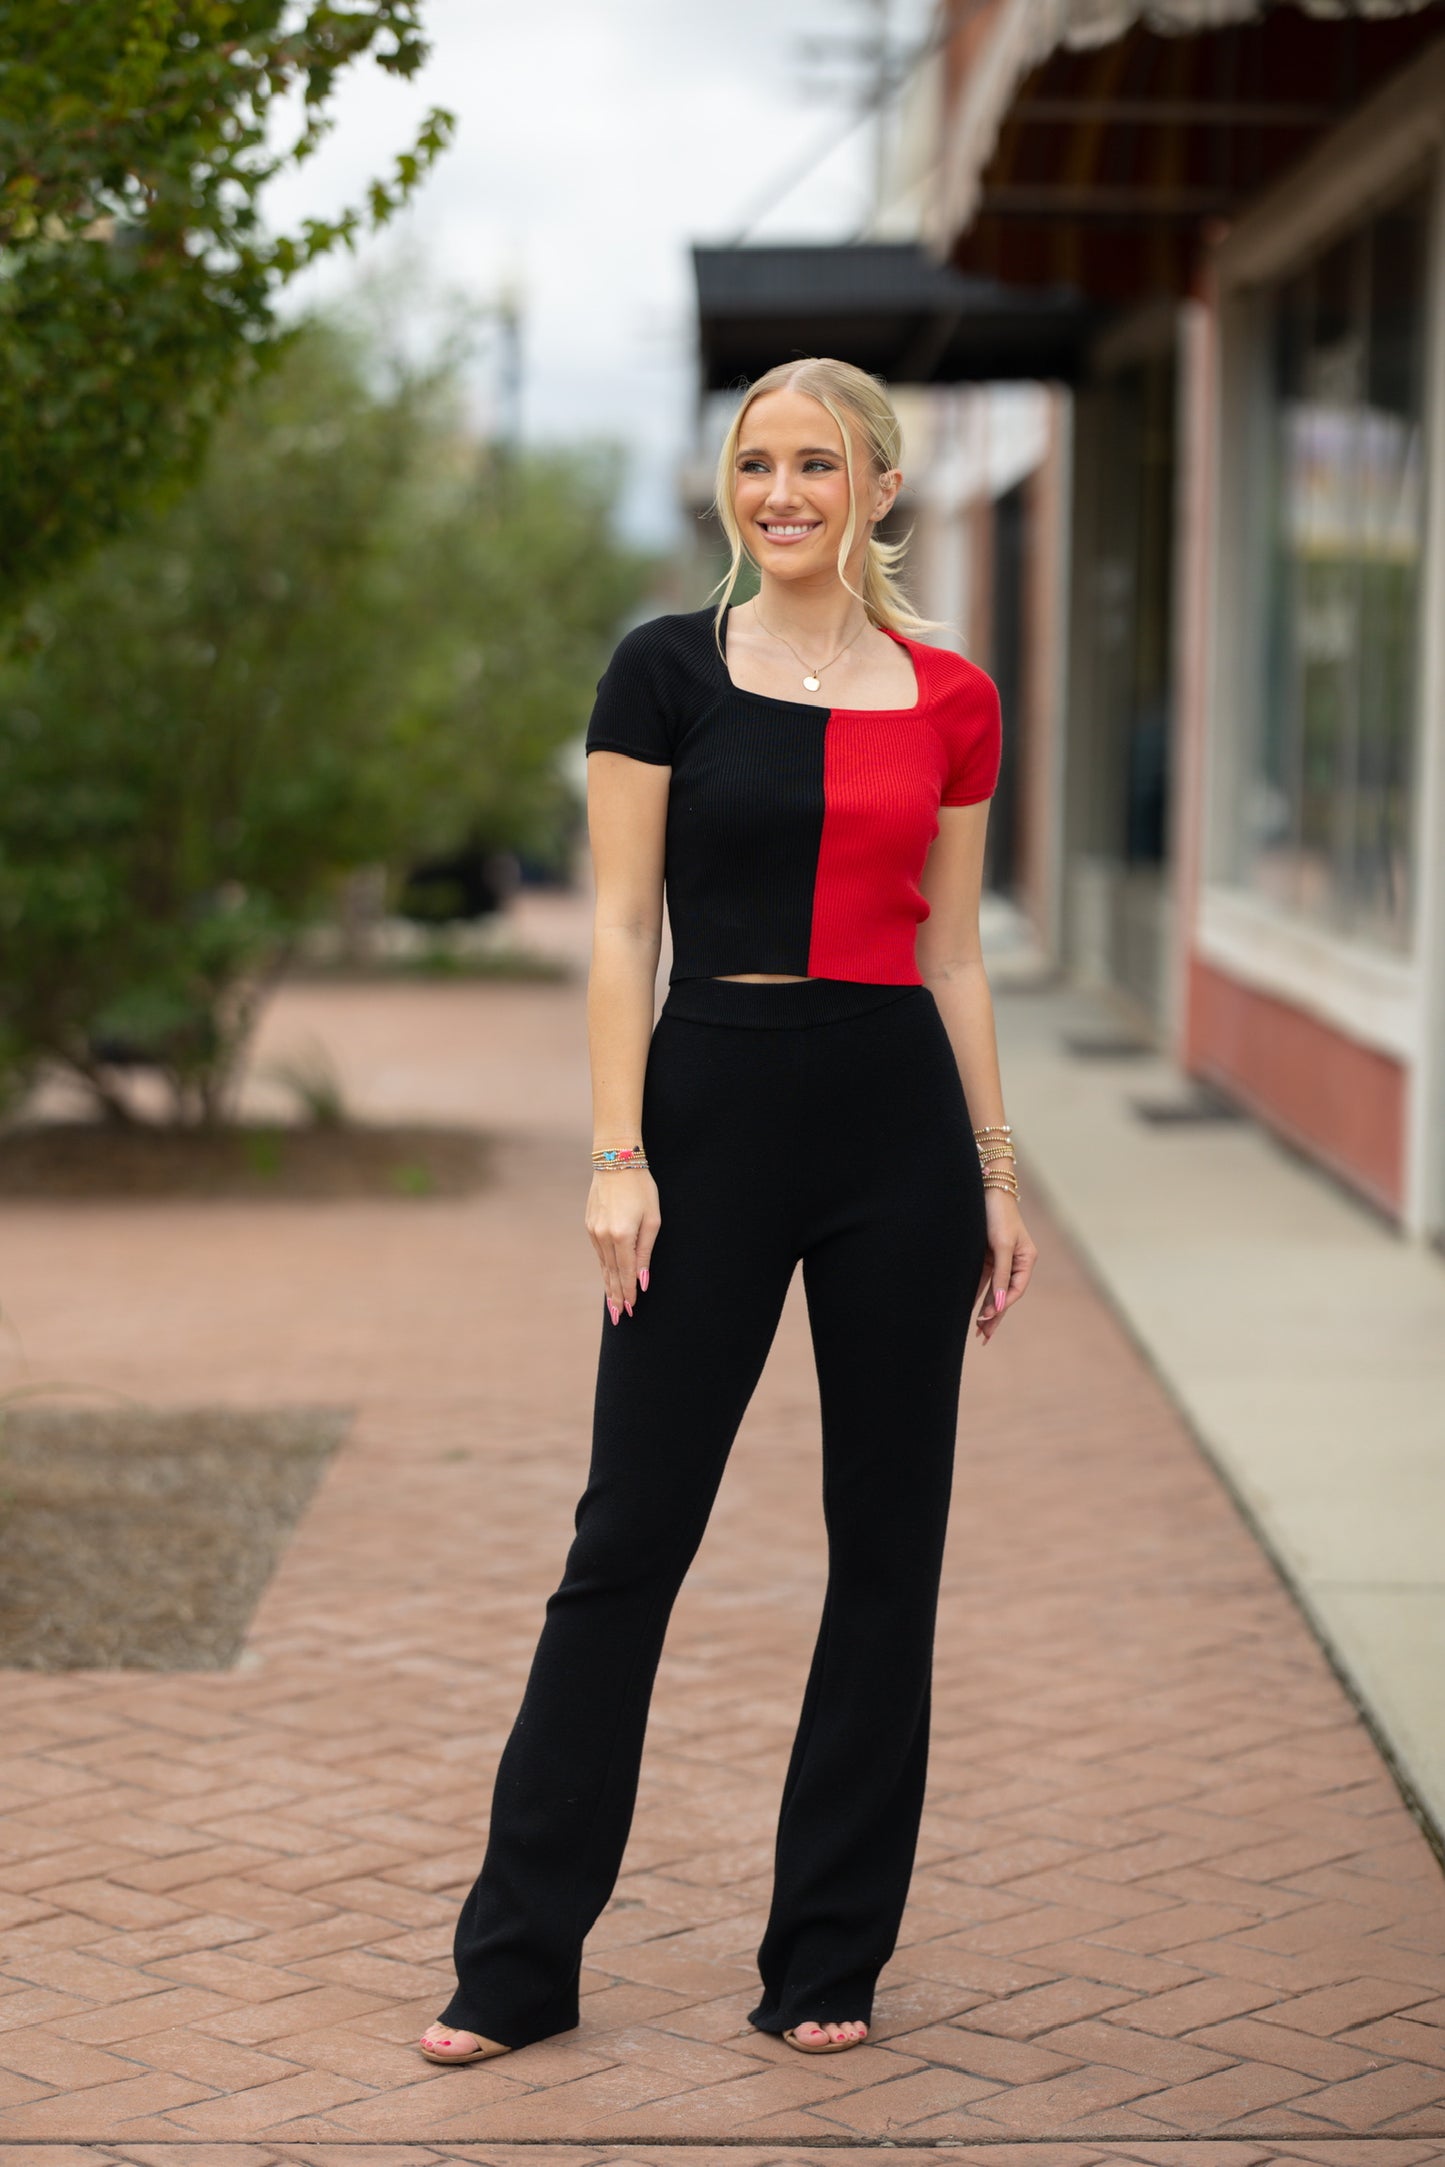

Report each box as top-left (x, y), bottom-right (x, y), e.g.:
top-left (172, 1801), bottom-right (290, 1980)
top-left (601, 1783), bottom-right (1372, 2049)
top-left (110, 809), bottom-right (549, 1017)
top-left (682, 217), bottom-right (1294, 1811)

top-left (754, 605), bottom-right (869, 693)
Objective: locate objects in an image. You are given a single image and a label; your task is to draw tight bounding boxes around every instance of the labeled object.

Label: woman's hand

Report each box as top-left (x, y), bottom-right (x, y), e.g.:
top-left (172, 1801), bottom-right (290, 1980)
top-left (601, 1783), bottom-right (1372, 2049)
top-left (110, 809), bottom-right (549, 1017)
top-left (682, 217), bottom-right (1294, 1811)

top-left (973, 1190), bottom-right (1037, 1345)
top-left (586, 1169), bottom-right (661, 1324)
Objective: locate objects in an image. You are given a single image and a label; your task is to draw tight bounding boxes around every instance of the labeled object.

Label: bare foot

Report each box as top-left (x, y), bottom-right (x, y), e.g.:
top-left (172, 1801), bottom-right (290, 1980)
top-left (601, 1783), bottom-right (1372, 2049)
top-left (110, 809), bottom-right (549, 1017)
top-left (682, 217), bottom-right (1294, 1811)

top-left (418, 2020), bottom-right (508, 2062)
top-left (789, 2018), bottom-right (868, 2048)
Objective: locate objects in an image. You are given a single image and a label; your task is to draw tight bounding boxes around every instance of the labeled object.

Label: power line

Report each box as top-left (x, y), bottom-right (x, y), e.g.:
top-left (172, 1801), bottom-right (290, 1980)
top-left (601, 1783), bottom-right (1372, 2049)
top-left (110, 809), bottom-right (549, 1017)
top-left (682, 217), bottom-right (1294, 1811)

top-left (721, 3), bottom-right (951, 246)
top-left (723, 103), bottom-right (880, 248)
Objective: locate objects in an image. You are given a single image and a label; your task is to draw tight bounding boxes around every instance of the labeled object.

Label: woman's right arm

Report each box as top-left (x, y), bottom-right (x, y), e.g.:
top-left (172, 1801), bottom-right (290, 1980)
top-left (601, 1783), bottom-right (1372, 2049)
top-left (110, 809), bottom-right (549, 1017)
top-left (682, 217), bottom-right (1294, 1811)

top-left (583, 749), bottom-right (669, 1322)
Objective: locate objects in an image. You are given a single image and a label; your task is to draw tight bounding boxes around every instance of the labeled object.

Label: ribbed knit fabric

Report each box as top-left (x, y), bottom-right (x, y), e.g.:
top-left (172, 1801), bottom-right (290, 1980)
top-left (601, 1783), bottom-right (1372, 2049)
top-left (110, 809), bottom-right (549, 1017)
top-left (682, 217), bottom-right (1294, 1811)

top-left (436, 978), bottom-right (989, 2050)
top-left (584, 607), bottom-right (1001, 985)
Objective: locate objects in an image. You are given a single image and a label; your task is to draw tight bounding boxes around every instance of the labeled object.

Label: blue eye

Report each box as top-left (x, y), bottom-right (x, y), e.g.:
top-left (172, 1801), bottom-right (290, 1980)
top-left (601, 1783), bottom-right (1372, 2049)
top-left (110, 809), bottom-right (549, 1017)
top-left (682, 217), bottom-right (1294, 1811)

top-left (737, 457), bottom-right (836, 474)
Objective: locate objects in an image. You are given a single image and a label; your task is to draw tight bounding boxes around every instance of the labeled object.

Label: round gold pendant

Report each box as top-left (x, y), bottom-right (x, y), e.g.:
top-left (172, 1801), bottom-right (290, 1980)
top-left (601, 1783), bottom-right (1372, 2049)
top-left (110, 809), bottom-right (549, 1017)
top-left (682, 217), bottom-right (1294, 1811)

top-left (802, 674), bottom-right (821, 692)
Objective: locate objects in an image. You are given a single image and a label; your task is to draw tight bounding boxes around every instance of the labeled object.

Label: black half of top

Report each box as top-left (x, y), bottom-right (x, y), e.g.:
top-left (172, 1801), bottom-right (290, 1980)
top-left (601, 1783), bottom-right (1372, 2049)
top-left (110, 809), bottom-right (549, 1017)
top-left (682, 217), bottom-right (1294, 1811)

top-left (584, 607), bottom-right (830, 982)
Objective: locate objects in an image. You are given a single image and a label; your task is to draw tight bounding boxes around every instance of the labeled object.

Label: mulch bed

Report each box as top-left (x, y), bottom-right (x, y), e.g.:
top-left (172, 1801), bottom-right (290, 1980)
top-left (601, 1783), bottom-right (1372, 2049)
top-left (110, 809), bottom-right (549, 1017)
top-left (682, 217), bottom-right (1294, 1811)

top-left (0, 1121), bottom-right (494, 1199)
top-left (290, 947), bottom-right (574, 982)
top-left (0, 1403), bottom-right (349, 1670)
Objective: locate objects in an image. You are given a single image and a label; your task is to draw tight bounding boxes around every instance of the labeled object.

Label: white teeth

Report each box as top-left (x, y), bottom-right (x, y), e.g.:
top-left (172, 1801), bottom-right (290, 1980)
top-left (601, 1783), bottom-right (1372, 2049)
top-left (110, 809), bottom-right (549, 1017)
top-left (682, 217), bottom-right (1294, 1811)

top-left (762, 523), bottom-right (815, 537)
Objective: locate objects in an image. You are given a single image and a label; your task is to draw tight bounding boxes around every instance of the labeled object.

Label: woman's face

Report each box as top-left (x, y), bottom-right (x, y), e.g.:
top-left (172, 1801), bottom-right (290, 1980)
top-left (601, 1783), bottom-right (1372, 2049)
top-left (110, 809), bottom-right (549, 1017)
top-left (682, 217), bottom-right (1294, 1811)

top-left (732, 388), bottom-right (897, 586)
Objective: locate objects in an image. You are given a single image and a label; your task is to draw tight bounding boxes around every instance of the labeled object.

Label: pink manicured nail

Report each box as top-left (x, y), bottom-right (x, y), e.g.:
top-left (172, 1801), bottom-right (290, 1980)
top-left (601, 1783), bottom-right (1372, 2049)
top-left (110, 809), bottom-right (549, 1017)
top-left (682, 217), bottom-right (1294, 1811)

top-left (624, 1299), bottom-right (634, 1316)
top-left (607, 1299), bottom-right (620, 1325)
top-left (994, 1287), bottom-right (1006, 1310)
top-left (639, 1267), bottom-right (650, 1291)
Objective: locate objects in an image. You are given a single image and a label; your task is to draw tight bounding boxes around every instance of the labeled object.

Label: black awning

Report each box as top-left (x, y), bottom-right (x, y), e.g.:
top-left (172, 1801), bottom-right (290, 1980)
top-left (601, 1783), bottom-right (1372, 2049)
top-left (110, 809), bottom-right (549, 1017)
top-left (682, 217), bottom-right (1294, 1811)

top-left (692, 241), bottom-right (1099, 390)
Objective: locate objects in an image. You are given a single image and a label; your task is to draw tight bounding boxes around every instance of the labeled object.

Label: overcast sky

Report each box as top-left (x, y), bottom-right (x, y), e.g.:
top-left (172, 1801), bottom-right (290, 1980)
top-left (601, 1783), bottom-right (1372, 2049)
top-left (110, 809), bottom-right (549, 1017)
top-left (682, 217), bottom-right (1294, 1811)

top-left (262, 0), bottom-right (937, 545)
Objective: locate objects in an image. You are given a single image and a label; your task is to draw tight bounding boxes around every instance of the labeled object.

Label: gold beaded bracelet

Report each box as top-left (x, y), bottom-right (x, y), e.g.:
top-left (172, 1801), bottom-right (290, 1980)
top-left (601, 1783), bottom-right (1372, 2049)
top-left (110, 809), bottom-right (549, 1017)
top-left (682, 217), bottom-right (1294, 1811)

top-left (974, 1121), bottom-right (1019, 1199)
top-left (591, 1145), bottom-right (650, 1171)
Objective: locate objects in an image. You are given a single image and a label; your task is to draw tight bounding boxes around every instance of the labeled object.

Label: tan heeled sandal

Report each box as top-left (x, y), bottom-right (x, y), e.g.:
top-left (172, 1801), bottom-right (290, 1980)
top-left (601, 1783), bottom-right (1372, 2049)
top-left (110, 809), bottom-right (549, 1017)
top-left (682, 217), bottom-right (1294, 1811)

top-left (782, 2022), bottom-right (868, 2053)
top-left (418, 2026), bottom-right (512, 2065)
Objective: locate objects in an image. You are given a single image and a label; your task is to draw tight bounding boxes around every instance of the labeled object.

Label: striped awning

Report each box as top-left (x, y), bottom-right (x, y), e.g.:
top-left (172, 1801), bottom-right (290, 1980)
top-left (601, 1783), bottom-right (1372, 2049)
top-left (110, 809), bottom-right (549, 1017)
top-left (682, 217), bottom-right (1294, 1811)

top-left (932, 0), bottom-right (1445, 296)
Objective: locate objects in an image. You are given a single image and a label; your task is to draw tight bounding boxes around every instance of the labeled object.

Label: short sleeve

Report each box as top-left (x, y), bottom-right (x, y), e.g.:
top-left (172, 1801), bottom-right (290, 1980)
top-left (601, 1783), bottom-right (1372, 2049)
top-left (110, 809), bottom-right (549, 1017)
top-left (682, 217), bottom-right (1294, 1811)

top-left (584, 623), bottom-right (674, 766)
top-left (938, 666), bottom-right (1002, 806)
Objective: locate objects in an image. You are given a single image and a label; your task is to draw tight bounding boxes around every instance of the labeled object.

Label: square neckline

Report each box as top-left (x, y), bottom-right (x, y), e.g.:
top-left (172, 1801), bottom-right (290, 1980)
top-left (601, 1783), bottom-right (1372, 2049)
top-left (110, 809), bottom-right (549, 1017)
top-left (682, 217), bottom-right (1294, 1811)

top-left (717, 604), bottom-right (925, 718)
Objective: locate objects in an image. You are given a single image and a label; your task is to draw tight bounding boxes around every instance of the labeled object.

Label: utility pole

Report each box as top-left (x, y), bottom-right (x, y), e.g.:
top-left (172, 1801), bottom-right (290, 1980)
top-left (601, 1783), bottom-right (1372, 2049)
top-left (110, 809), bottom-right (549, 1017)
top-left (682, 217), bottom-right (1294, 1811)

top-left (493, 281), bottom-right (523, 451)
top-left (793, 0), bottom-right (903, 232)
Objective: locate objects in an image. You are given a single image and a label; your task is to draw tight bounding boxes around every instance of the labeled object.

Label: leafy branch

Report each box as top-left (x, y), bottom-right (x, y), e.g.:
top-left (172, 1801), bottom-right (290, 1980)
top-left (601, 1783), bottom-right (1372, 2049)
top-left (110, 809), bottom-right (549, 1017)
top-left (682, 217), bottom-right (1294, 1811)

top-left (0, 2), bottom-right (456, 612)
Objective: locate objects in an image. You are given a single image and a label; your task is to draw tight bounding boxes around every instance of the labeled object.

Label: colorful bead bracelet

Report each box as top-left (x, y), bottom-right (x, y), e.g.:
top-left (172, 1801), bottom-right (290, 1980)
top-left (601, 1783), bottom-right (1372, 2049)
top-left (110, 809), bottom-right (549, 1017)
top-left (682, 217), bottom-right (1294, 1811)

top-left (591, 1145), bottom-right (650, 1171)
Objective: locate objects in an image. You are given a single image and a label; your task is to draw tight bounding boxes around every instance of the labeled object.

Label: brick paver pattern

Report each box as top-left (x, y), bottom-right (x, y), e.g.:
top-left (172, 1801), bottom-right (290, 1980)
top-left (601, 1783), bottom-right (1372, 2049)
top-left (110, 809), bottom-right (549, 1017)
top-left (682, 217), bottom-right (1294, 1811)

top-left (1, 967), bottom-right (1443, 2167)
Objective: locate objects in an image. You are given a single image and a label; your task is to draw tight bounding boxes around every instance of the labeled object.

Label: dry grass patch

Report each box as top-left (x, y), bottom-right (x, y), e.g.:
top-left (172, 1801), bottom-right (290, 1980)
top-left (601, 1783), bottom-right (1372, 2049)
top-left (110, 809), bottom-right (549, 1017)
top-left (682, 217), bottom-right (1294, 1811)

top-left (0, 1403), bottom-right (349, 1668)
top-left (0, 1121), bottom-right (493, 1199)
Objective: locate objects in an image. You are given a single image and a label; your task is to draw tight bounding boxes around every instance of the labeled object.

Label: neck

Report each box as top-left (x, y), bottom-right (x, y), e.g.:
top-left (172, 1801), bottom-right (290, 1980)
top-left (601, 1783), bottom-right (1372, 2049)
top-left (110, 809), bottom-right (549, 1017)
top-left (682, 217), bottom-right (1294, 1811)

top-left (751, 571), bottom-right (869, 654)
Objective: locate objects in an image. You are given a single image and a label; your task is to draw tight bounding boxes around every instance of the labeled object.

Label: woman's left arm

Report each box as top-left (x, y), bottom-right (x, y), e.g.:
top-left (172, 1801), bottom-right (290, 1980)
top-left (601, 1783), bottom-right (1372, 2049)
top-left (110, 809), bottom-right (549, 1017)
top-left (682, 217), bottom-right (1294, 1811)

top-left (916, 802), bottom-right (1038, 1344)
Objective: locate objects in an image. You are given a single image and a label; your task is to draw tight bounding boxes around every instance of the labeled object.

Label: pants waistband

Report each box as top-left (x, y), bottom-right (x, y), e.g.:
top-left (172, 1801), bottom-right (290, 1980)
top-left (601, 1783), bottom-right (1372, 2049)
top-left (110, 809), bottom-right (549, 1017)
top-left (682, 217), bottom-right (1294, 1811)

top-left (660, 976), bottom-right (925, 1030)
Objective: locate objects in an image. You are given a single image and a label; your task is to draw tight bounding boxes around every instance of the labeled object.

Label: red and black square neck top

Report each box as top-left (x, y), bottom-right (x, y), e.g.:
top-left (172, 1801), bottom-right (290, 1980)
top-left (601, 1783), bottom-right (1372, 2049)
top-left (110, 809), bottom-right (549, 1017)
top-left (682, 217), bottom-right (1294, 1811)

top-left (584, 604), bottom-right (1002, 986)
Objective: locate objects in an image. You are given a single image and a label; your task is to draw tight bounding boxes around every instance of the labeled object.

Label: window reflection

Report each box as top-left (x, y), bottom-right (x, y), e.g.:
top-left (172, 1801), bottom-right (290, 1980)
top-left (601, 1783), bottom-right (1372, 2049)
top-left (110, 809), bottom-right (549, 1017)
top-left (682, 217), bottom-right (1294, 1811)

top-left (1242, 185), bottom-right (1426, 951)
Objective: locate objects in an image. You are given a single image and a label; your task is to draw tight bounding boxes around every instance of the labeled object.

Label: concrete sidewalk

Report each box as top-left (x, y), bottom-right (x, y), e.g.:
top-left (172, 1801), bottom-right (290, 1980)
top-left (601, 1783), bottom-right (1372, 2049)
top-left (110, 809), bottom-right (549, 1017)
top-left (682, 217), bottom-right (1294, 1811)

top-left (0, 955), bottom-right (1443, 2160)
top-left (987, 939), bottom-right (1445, 1851)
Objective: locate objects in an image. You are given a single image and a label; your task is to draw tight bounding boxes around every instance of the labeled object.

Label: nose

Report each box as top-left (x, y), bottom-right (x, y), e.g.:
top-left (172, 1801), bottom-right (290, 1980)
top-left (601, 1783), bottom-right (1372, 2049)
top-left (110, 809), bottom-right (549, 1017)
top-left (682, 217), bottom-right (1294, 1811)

top-left (764, 467), bottom-right (802, 509)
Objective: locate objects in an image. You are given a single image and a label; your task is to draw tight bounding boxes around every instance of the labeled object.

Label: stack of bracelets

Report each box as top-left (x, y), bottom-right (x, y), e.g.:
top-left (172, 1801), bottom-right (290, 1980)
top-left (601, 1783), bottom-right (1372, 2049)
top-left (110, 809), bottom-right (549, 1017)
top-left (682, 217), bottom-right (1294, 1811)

top-left (591, 1135), bottom-right (1016, 1195)
top-left (591, 1144), bottom-right (650, 1173)
top-left (975, 1121), bottom-right (1019, 1198)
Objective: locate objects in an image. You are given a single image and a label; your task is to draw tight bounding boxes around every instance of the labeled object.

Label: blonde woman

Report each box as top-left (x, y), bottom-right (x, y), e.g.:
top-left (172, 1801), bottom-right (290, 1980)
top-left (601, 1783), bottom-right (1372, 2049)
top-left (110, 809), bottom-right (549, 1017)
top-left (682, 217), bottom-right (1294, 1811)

top-left (420, 357), bottom-right (1037, 2067)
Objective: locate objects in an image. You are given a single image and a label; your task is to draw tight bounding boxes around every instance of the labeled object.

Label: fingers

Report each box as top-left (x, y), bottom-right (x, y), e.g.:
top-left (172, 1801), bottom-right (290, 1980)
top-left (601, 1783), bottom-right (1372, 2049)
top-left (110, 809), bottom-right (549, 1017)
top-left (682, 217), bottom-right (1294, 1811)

top-left (600, 1242), bottom-right (628, 1324)
top-left (1007, 1243), bottom-right (1037, 1306)
top-left (990, 1242), bottom-right (1017, 1319)
top-left (589, 1233), bottom-right (633, 1322)
top-left (973, 1218), bottom-right (1038, 1343)
top-left (586, 1179), bottom-right (660, 1323)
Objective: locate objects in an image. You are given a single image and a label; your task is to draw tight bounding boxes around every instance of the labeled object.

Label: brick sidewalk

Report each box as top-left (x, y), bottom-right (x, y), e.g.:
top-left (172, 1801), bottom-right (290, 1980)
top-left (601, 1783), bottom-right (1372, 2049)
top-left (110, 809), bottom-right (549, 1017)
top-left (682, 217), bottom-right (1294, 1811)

top-left (1, 978), bottom-right (1443, 2165)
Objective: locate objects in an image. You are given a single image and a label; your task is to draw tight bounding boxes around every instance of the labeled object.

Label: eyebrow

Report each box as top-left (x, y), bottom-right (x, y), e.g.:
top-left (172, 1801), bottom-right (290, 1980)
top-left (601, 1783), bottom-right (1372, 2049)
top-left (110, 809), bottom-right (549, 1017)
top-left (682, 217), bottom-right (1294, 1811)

top-left (736, 445), bottom-right (842, 458)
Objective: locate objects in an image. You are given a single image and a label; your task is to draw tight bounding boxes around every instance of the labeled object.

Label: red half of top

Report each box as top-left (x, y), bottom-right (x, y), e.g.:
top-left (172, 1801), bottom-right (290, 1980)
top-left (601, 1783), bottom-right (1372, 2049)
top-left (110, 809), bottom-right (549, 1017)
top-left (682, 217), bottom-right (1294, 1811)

top-left (806, 633), bottom-right (1002, 983)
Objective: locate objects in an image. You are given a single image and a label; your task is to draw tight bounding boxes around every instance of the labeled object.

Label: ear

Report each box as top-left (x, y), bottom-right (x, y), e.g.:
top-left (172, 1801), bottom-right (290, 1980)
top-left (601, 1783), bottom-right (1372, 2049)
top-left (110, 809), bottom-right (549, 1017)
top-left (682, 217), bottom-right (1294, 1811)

top-left (870, 467), bottom-right (903, 524)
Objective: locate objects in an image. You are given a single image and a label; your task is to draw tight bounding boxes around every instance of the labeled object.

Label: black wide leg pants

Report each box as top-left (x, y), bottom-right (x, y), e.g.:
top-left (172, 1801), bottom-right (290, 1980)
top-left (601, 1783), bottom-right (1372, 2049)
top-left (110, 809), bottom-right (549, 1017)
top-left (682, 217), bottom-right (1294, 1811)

top-left (438, 975), bottom-right (989, 2047)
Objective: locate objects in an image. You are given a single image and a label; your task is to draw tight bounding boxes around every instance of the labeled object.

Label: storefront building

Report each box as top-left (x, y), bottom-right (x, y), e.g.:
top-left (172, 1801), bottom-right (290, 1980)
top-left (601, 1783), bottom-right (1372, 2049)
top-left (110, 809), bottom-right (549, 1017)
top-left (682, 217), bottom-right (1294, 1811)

top-left (929, 0), bottom-right (1445, 1240)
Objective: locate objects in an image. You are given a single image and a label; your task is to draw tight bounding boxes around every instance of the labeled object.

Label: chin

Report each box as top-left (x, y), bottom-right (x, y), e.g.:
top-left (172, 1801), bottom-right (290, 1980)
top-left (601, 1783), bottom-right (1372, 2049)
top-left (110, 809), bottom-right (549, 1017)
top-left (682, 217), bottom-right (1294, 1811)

top-left (758, 547), bottom-right (829, 576)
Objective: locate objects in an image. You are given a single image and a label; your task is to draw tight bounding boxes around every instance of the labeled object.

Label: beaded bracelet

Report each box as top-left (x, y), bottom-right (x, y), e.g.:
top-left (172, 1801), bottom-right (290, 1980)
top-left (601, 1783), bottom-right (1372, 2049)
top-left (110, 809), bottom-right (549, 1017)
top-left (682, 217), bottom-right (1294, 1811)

top-left (592, 1145), bottom-right (650, 1171)
top-left (973, 1120), bottom-right (1019, 1199)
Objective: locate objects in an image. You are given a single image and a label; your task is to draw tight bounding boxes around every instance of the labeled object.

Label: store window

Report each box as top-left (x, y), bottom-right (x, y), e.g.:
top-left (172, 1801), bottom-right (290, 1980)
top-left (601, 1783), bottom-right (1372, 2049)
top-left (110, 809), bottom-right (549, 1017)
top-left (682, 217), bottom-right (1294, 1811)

top-left (1237, 181), bottom-right (1429, 951)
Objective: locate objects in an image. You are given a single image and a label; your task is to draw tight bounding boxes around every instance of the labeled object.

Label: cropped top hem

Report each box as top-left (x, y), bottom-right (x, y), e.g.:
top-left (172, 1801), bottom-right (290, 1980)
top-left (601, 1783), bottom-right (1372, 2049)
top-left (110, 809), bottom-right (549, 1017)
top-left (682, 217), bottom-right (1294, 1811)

top-left (584, 606), bottom-right (1003, 988)
top-left (668, 963), bottom-right (926, 987)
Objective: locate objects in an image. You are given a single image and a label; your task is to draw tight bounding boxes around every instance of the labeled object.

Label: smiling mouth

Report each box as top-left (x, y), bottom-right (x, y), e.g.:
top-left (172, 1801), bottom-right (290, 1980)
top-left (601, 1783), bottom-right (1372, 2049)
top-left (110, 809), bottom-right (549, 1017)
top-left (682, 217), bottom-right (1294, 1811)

top-left (758, 521), bottom-right (821, 542)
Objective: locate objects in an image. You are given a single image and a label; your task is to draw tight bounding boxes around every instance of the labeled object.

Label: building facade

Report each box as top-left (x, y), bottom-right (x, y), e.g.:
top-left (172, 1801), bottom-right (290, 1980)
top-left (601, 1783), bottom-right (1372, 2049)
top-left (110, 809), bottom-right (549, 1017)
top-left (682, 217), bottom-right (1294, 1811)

top-left (926, 0), bottom-right (1445, 1243)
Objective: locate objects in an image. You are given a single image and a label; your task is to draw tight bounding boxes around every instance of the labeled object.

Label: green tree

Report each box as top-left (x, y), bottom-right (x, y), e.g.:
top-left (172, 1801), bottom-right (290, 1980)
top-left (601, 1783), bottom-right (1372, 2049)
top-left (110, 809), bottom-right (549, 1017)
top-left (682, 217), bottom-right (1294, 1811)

top-left (0, 1), bottom-right (454, 615)
top-left (392, 442), bottom-right (649, 870)
top-left (0, 313), bottom-right (650, 1124)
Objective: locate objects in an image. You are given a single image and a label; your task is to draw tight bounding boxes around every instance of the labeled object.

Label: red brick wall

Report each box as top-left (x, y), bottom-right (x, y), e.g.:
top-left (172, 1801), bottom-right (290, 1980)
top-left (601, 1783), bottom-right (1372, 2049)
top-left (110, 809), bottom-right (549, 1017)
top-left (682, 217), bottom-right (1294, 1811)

top-left (1185, 954), bottom-right (1406, 1215)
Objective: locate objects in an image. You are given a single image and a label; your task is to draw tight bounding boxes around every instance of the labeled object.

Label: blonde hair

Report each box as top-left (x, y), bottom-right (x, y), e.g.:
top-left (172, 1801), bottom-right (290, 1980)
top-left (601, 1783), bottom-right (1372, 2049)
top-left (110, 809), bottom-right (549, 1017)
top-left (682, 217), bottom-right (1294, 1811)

top-left (709, 356), bottom-right (938, 649)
